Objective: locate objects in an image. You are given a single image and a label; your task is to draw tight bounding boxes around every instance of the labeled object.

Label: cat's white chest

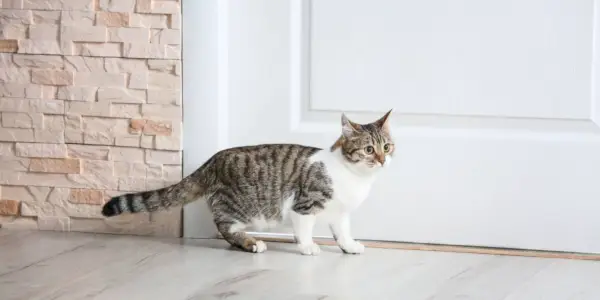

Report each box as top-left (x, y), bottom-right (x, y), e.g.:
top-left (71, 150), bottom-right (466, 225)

top-left (310, 150), bottom-right (376, 213)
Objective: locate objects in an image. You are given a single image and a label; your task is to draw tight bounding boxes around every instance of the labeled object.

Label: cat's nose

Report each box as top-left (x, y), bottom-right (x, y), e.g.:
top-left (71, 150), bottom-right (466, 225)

top-left (375, 155), bottom-right (385, 165)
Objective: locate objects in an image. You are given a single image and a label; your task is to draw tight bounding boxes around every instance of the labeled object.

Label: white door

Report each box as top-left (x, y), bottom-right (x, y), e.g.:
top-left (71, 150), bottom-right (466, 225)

top-left (183, 0), bottom-right (600, 253)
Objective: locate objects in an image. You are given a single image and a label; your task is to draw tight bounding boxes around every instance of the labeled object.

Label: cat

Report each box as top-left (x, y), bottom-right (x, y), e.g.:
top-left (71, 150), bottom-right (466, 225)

top-left (102, 110), bottom-right (395, 255)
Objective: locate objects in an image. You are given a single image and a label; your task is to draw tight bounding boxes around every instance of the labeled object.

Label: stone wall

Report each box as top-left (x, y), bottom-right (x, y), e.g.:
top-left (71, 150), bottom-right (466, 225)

top-left (0, 0), bottom-right (183, 237)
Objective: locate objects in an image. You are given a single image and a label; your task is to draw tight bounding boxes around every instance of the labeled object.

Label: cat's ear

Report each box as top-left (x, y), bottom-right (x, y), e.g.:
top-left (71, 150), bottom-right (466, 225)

top-left (341, 113), bottom-right (359, 138)
top-left (374, 109), bottom-right (393, 132)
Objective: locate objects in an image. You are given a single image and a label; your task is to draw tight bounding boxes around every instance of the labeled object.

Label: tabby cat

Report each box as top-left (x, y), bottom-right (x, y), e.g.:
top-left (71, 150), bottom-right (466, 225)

top-left (102, 110), bottom-right (395, 255)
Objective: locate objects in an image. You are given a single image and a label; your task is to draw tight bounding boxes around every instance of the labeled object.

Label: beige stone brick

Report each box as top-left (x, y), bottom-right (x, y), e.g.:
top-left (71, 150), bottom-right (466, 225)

top-left (108, 27), bottom-right (149, 43)
top-left (32, 10), bottom-right (61, 24)
top-left (37, 216), bottom-right (70, 231)
top-left (0, 24), bottom-right (27, 39)
top-left (147, 89), bottom-right (181, 105)
top-left (0, 142), bottom-right (14, 155)
top-left (0, 9), bottom-right (32, 25)
top-left (31, 70), bottom-right (73, 86)
top-left (34, 129), bottom-right (65, 143)
top-left (0, 53), bottom-right (14, 68)
top-left (147, 59), bottom-right (177, 73)
top-left (110, 146), bottom-right (144, 162)
top-left (169, 12), bottom-right (180, 30)
top-left (2, 112), bottom-right (43, 129)
top-left (146, 178), bottom-right (169, 190)
top-left (15, 142), bottom-right (66, 158)
top-left (2, 0), bottom-right (24, 9)
top-left (99, 0), bottom-right (135, 12)
top-left (0, 157), bottom-right (29, 171)
top-left (25, 84), bottom-right (56, 99)
top-left (0, 98), bottom-right (64, 114)
top-left (135, 0), bottom-right (151, 12)
top-left (130, 13), bottom-right (167, 28)
top-left (148, 72), bottom-right (179, 90)
top-left (70, 214), bottom-right (154, 235)
top-left (13, 54), bottom-right (63, 69)
top-left (114, 161), bottom-right (148, 177)
top-left (129, 118), bottom-right (145, 133)
top-left (67, 144), bottom-right (109, 160)
top-left (74, 72), bottom-right (125, 87)
top-left (145, 149), bottom-right (180, 165)
top-left (3, 171), bottom-right (116, 190)
top-left (82, 159), bottom-right (113, 177)
top-left (2, 185), bottom-right (50, 204)
top-left (29, 24), bottom-right (59, 40)
top-left (83, 132), bottom-right (113, 145)
top-left (64, 114), bottom-right (81, 130)
top-left (98, 87), bottom-right (144, 103)
top-left (20, 186), bottom-right (104, 218)
top-left (0, 83), bottom-right (24, 97)
top-left (103, 57), bottom-right (146, 73)
top-left (150, 29), bottom-right (180, 44)
top-left (82, 116), bottom-right (129, 135)
top-left (0, 216), bottom-right (38, 229)
top-left (140, 134), bottom-right (153, 148)
top-left (123, 43), bottom-right (163, 59)
top-left (44, 114), bottom-right (65, 131)
top-left (18, 40), bottom-right (61, 54)
top-left (141, 104), bottom-right (180, 119)
top-left (61, 40), bottom-right (74, 55)
top-left (130, 119), bottom-right (172, 136)
top-left (0, 128), bottom-right (34, 142)
top-left (63, 56), bottom-right (104, 72)
top-left (0, 199), bottom-right (19, 215)
top-left (111, 104), bottom-right (141, 118)
top-left (155, 134), bottom-right (181, 151)
top-left (61, 25), bottom-right (107, 42)
top-left (128, 72), bottom-right (147, 90)
top-left (69, 188), bottom-right (104, 205)
top-left (163, 165), bottom-right (181, 181)
top-left (0, 68), bottom-right (30, 83)
top-left (0, 39), bottom-right (18, 53)
top-left (75, 42), bottom-right (121, 57)
top-left (115, 135), bottom-right (139, 147)
top-left (96, 11), bottom-right (129, 27)
top-left (152, 1), bottom-right (180, 14)
top-left (57, 86), bottom-right (97, 101)
top-left (118, 177), bottom-right (145, 191)
top-left (66, 101), bottom-right (111, 117)
top-left (64, 130), bottom-right (82, 143)
top-left (29, 158), bottom-right (81, 173)
top-left (23, 0), bottom-right (94, 10)
top-left (164, 44), bottom-right (180, 59)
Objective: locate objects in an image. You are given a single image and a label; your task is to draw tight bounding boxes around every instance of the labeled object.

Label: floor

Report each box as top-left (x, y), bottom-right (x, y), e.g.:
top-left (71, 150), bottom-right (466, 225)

top-left (1, 231), bottom-right (600, 300)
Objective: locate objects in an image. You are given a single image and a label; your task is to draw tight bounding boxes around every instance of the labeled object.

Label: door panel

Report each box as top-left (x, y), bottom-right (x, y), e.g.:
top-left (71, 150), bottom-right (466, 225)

top-left (184, 0), bottom-right (600, 253)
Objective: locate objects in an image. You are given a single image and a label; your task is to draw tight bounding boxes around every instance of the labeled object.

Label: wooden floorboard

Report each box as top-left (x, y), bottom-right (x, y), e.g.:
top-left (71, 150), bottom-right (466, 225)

top-left (1, 230), bottom-right (600, 300)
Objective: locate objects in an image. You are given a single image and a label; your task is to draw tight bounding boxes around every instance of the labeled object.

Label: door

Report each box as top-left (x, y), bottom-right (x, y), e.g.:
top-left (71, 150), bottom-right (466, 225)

top-left (183, 0), bottom-right (600, 253)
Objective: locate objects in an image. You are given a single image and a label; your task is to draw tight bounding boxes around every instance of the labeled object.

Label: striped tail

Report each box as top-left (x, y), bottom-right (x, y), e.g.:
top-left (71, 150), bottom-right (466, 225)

top-left (101, 178), bottom-right (204, 217)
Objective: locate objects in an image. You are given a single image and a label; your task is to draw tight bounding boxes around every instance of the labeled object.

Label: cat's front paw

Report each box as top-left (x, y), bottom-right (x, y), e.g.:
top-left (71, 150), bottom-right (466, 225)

top-left (340, 240), bottom-right (365, 254)
top-left (298, 242), bottom-right (321, 256)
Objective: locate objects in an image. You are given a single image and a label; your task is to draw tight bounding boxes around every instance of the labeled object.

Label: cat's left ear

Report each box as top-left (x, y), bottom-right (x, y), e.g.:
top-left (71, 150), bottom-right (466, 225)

top-left (374, 109), bottom-right (393, 132)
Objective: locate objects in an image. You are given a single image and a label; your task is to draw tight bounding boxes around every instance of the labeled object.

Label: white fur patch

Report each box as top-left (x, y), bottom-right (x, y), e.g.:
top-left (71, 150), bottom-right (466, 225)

top-left (308, 149), bottom-right (379, 215)
top-left (252, 240), bottom-right (267, 253)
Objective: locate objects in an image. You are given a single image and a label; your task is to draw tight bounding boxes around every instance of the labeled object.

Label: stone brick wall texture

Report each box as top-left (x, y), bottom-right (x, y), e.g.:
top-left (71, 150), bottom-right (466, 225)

top-left (0, 0), bottom-right (183, 237)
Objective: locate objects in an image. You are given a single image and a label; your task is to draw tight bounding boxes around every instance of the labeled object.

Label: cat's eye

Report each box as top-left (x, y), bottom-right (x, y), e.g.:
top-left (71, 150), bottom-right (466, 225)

top-left (365, 146), bottom-right (374, 154)
top-left (383, 144), bottom-right (391, 152)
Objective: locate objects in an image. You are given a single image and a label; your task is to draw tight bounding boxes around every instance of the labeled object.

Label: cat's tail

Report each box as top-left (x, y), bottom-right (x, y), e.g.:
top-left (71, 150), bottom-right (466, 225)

top-left (101, 168), bottom-right (210, 217)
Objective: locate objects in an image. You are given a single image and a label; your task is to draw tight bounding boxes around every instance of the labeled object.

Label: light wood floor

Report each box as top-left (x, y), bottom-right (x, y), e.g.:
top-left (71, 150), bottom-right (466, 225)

top-left (1, 230), bottom-right (600, 300)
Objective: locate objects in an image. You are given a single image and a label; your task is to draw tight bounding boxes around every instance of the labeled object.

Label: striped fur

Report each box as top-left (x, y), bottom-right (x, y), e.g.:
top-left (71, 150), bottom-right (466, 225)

top-left (102, 110), bottom-right (394, 254)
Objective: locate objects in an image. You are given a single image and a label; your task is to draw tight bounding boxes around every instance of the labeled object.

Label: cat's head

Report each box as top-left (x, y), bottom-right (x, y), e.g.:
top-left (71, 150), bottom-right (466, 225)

top-left (331, 110), bottom-right (395, 170)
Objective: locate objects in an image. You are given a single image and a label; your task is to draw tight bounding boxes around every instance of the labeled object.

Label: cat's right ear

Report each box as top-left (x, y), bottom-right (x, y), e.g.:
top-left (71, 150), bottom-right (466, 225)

top-left (341, 113), bottom-right (358, 138)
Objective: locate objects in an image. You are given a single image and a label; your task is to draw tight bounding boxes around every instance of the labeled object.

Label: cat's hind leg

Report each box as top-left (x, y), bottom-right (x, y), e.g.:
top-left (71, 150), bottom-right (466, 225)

top-left (209, 192), bottom-right (267, 253)
top-left (215, 221), bottom-right (267, 253)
